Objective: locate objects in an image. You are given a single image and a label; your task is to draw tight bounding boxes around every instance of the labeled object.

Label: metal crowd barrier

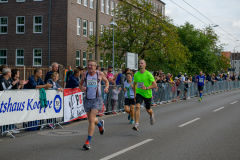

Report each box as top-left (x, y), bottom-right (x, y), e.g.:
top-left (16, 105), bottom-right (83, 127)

top-left (101, 81), bottom-right (240, 114)
top-left (2, 81), bottom-right (240, 138)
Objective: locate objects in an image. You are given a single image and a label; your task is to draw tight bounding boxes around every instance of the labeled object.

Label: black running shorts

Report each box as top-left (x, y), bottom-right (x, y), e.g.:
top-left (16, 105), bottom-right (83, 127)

top-left (136, 94), bottom-right (151, 110)
top-left (125, 98), bottom-right (136, 106)
top-left (198, 85), bottom-right (204, 92)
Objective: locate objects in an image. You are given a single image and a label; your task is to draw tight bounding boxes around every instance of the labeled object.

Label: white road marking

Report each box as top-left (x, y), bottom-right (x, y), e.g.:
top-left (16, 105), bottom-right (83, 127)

top-left (230, 101), bottom-right (238, 105)
top-left (213, 107), bottom-right (225, 112)
top-left (99, 139), bottom-right (153, 160)
top-left (178, 118), bottom-right (201, 128)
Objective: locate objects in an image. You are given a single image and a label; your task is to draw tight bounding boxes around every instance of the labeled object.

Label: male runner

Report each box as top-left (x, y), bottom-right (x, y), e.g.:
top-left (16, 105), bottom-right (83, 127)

top-left (196, 71), bottom-right (205, 101)
top-left (80, 59), bottom-right (109, 150)
top-left (133, 59), bottom-right (157, 131)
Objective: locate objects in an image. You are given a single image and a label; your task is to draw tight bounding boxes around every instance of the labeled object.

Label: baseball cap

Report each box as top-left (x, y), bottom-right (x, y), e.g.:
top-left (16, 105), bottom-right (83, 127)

top-left (108, 65), bottom-right (113, 68)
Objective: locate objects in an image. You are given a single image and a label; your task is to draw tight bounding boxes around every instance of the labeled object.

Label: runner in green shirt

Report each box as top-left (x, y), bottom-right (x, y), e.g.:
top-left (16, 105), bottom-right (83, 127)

top-left (133, 59), bottom-right (157, 131)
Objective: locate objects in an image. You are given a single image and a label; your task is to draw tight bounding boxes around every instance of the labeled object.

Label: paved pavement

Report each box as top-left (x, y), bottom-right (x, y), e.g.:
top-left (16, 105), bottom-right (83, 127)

top-left (1, 89), bottom-right (240, 160)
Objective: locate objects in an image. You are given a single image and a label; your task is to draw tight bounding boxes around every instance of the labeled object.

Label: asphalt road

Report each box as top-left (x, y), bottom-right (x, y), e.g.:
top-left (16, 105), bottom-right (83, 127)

top-left (1, 89), bottom-right (240, 160)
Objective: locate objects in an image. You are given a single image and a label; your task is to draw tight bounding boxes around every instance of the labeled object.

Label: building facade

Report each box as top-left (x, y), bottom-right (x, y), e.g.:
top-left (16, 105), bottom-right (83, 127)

top-left (231, 52), bottom-right (240, 75)
top-left (0, 0), bottom-right (165, 68)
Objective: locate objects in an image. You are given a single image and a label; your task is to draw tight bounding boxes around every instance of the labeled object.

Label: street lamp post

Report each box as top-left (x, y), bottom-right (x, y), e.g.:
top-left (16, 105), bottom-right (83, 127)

top-left (110, 18), bottom-right (117, 74)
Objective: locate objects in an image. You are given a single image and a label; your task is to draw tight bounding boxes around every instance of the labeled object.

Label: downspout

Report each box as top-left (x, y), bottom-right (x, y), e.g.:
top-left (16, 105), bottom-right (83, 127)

top-left (48, 0), bottom-right (51, 67)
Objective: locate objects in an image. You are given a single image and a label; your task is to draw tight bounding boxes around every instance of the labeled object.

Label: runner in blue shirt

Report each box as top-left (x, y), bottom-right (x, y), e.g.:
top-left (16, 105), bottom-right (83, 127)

top-left (196, 71), bottom-right (205, 101)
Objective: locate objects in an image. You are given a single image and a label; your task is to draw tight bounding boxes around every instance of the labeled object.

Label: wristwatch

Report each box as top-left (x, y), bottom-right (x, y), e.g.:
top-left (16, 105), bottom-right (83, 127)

top-left (146, 87), bottom-right (148, 90)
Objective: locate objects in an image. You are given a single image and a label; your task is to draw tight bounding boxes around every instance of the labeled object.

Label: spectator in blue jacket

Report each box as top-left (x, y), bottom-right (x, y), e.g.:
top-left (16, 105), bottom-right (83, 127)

top-left (66, 68), bottom-right (80, 88)
top-left (47, 72), bottom-right (63, 92)
top-left (24, 69), bottom-right (52, 89)
top-left (44, 62), bottom-right (59, 83)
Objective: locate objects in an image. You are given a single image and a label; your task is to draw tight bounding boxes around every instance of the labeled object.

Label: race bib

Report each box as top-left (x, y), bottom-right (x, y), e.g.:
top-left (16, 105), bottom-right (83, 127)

top-left (87, 80), bottom-right (97, 87)
top-left (137, 82), bottom-right (144, 89)
top-left (199, 78), bottom-right (204, 83)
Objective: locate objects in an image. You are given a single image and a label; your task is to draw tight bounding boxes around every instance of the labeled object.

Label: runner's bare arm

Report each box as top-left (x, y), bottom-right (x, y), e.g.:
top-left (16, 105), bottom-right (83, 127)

top-left (100, 71), bottom-right (109, 93)
top-left (142, 81), bottom-right (157, 90)
top-left (79, 72), bottom-right (86, 92)
top-left (134, 82), bottom-right (137, 98)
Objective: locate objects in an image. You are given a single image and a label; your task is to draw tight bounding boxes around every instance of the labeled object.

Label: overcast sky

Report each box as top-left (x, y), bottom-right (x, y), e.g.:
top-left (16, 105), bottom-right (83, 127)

top-left (165, 0), bottom-right (240, 53)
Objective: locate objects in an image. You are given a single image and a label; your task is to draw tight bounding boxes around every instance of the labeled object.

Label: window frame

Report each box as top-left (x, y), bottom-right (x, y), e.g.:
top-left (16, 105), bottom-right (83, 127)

top-left (76, 50), bottom-right (81, 66)
top-left (83, 20), bottom-right (88, 37)
top-left (77, 18), bottom-right (81, 35)
top-left (83, 51), bottom-right (87, 67)
top-left (89, 21), bottom-right (93, 36)
top-left (33, 48), bottom-right (42, 66)
top-left (16, 16), bottom-right (25, 34)
top-left (84, 0), bottom-right (88, 7)
top-left (0, 0), bottom-right (8, 3)
top-left (16, 49), bottom-right (24, 66)
top-left (106, 0), bottom-right (110, 14)
top-left (17, 0), bottom-right (25, 2)
top-left (0, 17), bottom-right (8, 34)
top-left (90, 0), bottom-right (93, 9)
top-left (101, 0), bottom-right (105, 13)
top-left (77, 0), bottom-right (82, 4)
top-left (0, 49), bottom-right (7, 65)
top-left (111, 1), bottom-right (115, 16)
top-left (33, 16), bottom-right (43, 33)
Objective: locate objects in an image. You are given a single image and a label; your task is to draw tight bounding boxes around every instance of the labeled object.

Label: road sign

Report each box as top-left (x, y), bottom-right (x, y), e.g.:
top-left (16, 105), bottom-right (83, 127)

top-left (127, 52), bottom-right (138, 70)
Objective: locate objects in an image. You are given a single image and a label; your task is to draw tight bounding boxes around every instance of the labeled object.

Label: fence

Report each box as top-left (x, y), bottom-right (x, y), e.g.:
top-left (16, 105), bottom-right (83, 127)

top-left (1, 81), bottom-right (240, 138)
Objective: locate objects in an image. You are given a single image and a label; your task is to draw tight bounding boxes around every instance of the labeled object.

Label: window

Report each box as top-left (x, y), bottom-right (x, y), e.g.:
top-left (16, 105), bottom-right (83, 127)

top-left (33, 16), bottom-right (42, 33)
top-left (106, 0), bottom-right (110, 14)
top-left (0, 17), bottom-right (8, 34)
top-left (100, 56), bottom-right (103, 67)
top-left (90, 0), bottom-right (93, 9)
top-left (0, 0), bottom-right (8, 2)
top-left (111, 1), bottom-right (115, 16)
top-left (34, 0), bottom-right (42, 1)
top-left (17, 0), bottom-right (25, 2)
top-left (33, 49), bottom-right (42, 66)
top-left (16, 49), bottom-right (24, 66)
top-left (84, 0), bottom-right (87, 6)
top-left (83, 20), bottom-right (87, 37)
top-left (156, 4), bottom-right (159, 12)
top-left (100, 25), bottom-right (104, 37)
top-left (115, 3), bottom-right (118, 16)
top-left (76, 50), bottom-right (80, 66)
top-left (89, 53), bottom-right (93, 59)
top-left (101, 0), bottom-right (104, 13)
top-left (0, 49), bottom-right (7, 65)
top-left (89, 22), bottom-right (93, 36)
top-left (83, 51), bottom-right (87, 67)
top-left (16, 16), bottom-right (25, 34)
top-left (77, 18), bottom-right (81, 35)
top-left (77, 0), bottom-right (81, 4)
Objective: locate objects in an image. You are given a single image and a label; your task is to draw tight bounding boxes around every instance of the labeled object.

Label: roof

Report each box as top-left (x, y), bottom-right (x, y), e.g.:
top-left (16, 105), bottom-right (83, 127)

top-left (158, 0), bottom-right (166, 5)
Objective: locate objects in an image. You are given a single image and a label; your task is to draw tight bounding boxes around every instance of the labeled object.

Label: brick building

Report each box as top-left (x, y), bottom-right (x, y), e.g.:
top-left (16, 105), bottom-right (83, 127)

top-left (0, 0), bottom-right (166, 68)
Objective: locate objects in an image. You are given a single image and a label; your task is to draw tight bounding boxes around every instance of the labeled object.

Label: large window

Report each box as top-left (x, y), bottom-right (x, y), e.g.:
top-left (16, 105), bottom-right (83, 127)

top-left (0, 17), bottom-right (8, 34)
top-left (89, 21), bottom-right (93, 36)
top-left (33, 16), bottom-right (42, 33)
top-left (83, 51), bottom-right (87, 67)
top-left (77, 18), bottom-right (81, 35)
top-left (76, 50), bottom-right (80, 66)
top-left (89, 53), bottom-right (93, 59)
top-left (0, 0), bottom-right (8, 2)
top-left (115, 3), bottom-right (118, 16)
top-left (100, 25), bottom-right (104, 38)
top-left (16, 49), bottom-right (24, 66)
top-left (111, 1), bottom-right (115, 16)
top-left (90, 0), bottom-right (93, 9)
top-left (0, 49), bottom-right (7, 65)
top-left (33, 49), bottom-right (42, 66)
top-left (77, 0), bottom-right (81, 4)
top-left (101, 0), bottom-right (104, 13)
top-left (106, 0), bottom-right (110, 14)
top-left (84, 0), bottom-right (87, 6)
top-left (100, 56), bottom-right (103, 67)
top-left (83, 20), bottom-right (87, 37)
top-left (16, 16), bottom-right (25, 34)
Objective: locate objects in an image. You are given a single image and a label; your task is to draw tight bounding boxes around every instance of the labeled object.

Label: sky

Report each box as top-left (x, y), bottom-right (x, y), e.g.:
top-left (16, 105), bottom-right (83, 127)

top-left (165, 0), bottom-right (240, 53)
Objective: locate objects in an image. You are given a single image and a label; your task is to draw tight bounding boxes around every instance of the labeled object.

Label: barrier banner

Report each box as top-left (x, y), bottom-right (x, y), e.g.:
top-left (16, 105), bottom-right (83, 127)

top-left (64, 88), bottom-right (87, 122)
top-left (0, 90), bottom-right (63, 126)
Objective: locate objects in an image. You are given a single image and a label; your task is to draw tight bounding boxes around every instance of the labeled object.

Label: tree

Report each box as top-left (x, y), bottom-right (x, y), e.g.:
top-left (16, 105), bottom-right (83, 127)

top-left (87, 0), bottom-right (188, 75)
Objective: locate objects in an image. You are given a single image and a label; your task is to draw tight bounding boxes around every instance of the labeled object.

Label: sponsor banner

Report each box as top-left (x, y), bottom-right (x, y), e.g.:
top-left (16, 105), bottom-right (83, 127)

top-left (64, 88), bottom-right (87, 122)
top-left (0, 90), bottom-right (63, 126)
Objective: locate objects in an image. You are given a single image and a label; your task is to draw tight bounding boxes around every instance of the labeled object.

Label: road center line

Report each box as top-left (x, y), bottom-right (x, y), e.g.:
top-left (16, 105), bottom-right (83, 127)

top-left (213, 107), bottom-right (225, 112)
top-left (178, 118), bottom-right (200, 128)
top-left (230, 101), bottom-right (238, 104)
top-left (99, 139), bottom-right (153, 160)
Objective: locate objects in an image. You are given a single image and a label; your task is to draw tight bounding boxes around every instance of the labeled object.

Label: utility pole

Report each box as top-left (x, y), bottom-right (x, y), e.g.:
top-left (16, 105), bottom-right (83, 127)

top-left (95, 0), bottom-right (100, 64)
